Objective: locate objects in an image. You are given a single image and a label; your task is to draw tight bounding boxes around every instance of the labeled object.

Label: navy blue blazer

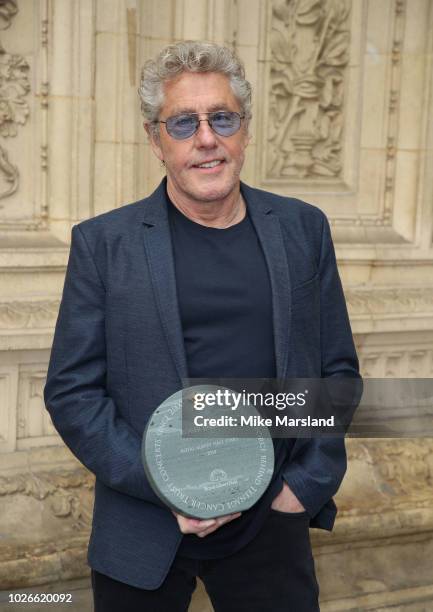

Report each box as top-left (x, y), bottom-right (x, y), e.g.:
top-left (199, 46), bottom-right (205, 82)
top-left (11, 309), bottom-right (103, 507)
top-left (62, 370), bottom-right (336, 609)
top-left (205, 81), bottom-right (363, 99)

top-left (44, 178), bottom-right (360, 589)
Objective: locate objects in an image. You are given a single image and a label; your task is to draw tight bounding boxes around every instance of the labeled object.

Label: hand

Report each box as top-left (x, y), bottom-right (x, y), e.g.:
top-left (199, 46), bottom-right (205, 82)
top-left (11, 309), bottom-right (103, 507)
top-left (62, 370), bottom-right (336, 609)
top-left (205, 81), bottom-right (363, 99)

top-left (271, 481), bottom-right (306, 513)
top-left (173, 511), bottom-right (242, 538)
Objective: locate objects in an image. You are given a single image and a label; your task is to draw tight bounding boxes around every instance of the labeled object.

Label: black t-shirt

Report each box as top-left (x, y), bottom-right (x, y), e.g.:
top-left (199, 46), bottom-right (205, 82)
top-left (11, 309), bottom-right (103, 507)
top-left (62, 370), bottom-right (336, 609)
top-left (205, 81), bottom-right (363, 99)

top-left (168, 196), bottom-right (287, 558)
top-left (168, 200), bottom-right (276, 379)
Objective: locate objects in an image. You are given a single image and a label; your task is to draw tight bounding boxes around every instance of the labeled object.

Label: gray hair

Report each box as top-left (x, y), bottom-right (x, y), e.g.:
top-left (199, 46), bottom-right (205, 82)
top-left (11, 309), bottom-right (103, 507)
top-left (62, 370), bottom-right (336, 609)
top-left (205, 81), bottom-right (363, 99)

top-left (138, 40), bottom-right (252, 136)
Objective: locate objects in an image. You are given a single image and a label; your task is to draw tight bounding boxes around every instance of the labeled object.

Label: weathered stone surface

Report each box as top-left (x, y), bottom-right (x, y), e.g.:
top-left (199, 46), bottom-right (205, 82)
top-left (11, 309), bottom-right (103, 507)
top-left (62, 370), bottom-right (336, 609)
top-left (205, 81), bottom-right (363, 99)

top-left (1, 1), bottom-right (433, 610)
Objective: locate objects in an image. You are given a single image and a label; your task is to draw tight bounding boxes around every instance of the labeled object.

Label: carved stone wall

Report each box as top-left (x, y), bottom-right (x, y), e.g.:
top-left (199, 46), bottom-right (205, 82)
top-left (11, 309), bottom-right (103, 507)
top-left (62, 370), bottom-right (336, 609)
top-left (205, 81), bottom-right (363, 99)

top-left (0, 1), bottom-right (432, 610)
top-left (265, 0), bottom-right (351, 181)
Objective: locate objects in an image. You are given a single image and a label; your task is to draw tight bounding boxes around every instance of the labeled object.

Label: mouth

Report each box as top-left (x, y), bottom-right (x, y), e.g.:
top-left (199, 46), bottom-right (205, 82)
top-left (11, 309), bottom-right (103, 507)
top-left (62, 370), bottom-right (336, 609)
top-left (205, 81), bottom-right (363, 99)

top-left (191, 159), bottom-right (226, 172)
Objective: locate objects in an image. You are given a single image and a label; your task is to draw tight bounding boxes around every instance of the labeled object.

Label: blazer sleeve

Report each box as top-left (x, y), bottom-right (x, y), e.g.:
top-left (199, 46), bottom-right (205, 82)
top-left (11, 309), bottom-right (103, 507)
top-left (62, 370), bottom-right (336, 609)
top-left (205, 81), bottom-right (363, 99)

top-left (282, 213), bottom-right (362, 520)
top-left (44, 225), bottom-right (164, 507)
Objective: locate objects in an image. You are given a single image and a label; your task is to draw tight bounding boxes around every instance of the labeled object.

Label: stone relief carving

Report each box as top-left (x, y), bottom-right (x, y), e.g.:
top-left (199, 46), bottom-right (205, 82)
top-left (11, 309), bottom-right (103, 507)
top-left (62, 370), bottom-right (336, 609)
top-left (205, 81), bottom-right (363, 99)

top-left (17, 372), bottom-right (57, 439)
top-left (344, 439), bottom-right (433, 514)
top-left (39, 2), bottom-right (49, 223)
top-left (0, 468), bottom-right (94, 529)
top-left (383, 0), bottom-right (405, 223)
top-left (267, 0), bottom-right (350, 179)
top-left (359, 349), bottom-right (433, 378)
top-left (0, 143), bottom-right (17, 197)
top-left (0, 1), bottom-right (30, 200)
top-left (346, 287), bottom-right (433, 316)
top-left (0, 45), bottom-right (30, 138)
top-left (0, 0), bottom-right (18, 30)
top-left (0, 299), bottom-right (60, 329)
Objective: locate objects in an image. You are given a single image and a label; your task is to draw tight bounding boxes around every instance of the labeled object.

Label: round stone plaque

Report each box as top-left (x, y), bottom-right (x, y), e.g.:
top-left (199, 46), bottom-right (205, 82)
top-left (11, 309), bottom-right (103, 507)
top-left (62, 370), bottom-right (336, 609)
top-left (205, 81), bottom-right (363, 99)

top-left (141, 385), bottom-right (275, 519)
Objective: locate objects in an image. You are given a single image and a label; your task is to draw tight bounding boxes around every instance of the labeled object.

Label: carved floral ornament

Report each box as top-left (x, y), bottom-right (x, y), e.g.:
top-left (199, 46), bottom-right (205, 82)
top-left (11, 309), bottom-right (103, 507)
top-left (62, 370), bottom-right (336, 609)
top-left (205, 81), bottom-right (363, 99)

top-left (346, 439), bottom-right (433, 505)
top-left (0, 45), bottom-right (30, 137)
top-left (346, 287), bottom-right (433, 316)
top-left (0, 468), bottom-right (94, 529)
top-left (0, 299), bottom-right (60, 329)
top-left (0, 0), bottom-right (30, 200)
top-left (267, 0), bottom-right (350, 179)
top-left (0, 0), bottom-right (17, 30)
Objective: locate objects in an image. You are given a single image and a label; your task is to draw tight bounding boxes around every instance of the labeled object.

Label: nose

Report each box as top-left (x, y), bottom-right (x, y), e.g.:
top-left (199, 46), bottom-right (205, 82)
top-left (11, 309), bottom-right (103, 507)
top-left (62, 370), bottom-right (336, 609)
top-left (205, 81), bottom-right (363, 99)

top-left (194, 118), bottom-right (218, 148)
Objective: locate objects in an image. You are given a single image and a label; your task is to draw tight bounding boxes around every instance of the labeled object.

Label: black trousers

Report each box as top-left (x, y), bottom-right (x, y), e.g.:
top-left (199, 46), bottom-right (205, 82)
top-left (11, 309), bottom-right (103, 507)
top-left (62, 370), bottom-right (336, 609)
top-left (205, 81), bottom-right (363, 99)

top-left (91, 509), bottom-right (320, 612)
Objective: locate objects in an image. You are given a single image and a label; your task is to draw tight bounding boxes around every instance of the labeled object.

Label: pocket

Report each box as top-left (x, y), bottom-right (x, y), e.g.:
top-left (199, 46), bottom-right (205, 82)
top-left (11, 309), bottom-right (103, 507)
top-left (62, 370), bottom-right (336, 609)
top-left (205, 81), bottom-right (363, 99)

top-left (291, 274), bottom-right (319, 302)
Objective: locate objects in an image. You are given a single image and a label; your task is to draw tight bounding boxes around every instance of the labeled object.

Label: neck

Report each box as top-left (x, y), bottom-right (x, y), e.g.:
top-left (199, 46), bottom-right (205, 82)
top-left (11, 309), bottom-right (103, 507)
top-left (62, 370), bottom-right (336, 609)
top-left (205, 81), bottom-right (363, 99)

top-left (167, 181), bottom-right (246, 229)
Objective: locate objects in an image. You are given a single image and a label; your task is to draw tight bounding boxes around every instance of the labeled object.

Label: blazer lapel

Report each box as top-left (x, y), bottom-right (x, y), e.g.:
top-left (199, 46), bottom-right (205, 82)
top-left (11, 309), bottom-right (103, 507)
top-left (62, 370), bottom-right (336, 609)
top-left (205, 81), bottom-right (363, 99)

top-left (139, 178), bottom-right (292, 382)
top-left (242, 183), bottom-right (292, 379)
top-left (141, 179), bottom-right (189, 381)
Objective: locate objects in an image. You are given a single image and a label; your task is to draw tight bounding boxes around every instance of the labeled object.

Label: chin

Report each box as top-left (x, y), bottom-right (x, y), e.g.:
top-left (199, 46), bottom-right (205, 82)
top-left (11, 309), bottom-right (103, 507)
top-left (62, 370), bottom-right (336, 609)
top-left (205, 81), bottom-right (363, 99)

top-left (192, 180), bottom-right (237, 203)
top-left (196, 190), bottom-right (231, 202)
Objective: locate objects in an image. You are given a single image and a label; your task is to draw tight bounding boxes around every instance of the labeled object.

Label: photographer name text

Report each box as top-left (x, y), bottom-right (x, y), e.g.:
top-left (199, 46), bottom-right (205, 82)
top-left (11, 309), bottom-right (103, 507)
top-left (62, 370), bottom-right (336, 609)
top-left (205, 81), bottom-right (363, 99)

top-left (193, 414), bottom-right (334, 428)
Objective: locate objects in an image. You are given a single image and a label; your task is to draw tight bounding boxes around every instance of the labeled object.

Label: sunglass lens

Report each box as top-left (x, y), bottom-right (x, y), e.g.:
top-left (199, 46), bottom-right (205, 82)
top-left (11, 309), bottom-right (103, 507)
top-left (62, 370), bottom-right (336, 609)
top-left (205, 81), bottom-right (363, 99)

top-left (166, 115), bottom-right (198, 139)
top-left (210, 112), bottom-right (240, 136)
top-left (164, 112), bottom-right (241, 139)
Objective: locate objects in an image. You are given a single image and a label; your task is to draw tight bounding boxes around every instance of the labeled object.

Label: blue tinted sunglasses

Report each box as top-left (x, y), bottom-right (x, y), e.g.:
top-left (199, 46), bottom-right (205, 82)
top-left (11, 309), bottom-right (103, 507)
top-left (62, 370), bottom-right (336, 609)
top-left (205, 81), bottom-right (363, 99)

top-left (159, 111), bottom-right (244, 140)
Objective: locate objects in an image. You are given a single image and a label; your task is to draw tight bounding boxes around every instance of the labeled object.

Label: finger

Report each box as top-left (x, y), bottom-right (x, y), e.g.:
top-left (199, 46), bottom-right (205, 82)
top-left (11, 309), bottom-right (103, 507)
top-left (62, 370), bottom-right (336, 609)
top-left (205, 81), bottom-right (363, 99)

top-left (192, 519), bottom-right (217, 533)
top-left (197, 513), bottom-right (242, 538)
top-left (216, 512), bottom-right (242, 525)
top-left (181, 522), bottom-right (216, 535)
top-left (183, 513), bottom-right (240, 530)
top-left (178, 517), bottom-right (216, 534)
top-left (197, 526), bottom-right (219, 538)
top-left (197, 518), bottom-right (237, 538)
top-left (197, 521), bottom-right (227, 538)
top-left (176, 511), bottom-right (242, 535)
top-left (173, 511), bottom-right (207, 526)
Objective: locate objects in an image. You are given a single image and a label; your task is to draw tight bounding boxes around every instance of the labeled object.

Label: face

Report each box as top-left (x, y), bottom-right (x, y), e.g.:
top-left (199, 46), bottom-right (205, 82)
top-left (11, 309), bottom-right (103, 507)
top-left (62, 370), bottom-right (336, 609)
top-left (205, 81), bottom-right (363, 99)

top-left (146, 72), bottom-right (250, 205)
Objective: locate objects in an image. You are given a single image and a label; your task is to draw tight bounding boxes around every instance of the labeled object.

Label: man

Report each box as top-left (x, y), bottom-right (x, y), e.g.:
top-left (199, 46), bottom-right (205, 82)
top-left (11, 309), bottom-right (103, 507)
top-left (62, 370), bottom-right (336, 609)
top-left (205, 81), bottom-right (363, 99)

top-left (44, 41), bottom-right (360, 611)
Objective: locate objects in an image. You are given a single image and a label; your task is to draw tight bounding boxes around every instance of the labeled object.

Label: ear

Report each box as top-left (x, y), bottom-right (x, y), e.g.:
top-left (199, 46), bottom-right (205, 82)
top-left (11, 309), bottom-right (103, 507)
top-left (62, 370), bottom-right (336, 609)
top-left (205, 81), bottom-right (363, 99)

top-left (144, 122), bottom-right (164, 162)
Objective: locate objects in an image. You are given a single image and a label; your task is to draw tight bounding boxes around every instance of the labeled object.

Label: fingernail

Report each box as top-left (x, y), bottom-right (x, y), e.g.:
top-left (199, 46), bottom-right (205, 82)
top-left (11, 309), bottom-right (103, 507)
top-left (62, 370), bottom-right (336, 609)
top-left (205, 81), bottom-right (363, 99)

top-left (203, 520), bottom-right (215, 527)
